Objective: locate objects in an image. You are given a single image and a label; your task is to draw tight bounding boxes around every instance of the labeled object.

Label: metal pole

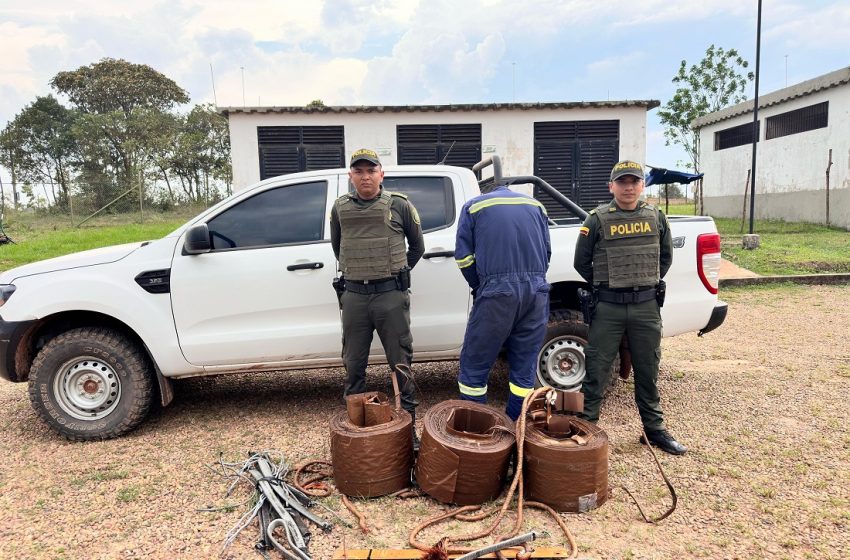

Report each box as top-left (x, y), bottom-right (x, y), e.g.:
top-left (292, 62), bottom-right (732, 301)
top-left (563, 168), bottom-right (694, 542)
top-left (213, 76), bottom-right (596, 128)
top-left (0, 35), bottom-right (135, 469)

top-left (826, 148), bottom-right (833, 227)
top-left (139, 170), bottom-right (144, 222)
top-left (241, 66), bottom-right (246, 107)
top-left (748, 0), bottom-right (762, 235)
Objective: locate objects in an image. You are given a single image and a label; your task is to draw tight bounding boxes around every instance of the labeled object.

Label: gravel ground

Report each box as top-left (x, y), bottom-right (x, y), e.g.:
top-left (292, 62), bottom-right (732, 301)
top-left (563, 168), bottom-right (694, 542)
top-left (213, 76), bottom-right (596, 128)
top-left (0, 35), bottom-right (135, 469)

top-left (1, 284), bottom-right (848, 560)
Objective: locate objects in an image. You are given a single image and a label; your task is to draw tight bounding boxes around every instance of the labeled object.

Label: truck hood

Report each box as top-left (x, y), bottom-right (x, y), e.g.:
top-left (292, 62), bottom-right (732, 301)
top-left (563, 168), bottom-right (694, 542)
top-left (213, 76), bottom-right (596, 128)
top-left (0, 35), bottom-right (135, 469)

top-left (1, 242), bottom-right (145, 282)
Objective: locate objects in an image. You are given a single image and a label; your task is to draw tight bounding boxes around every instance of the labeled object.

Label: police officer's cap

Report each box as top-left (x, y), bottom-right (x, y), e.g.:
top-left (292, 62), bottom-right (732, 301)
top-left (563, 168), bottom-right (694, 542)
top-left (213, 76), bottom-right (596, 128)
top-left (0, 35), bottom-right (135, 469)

top-left (350, 148), bottom-right (381, 167)
top-left (610, 160), bottom-right (644, 182)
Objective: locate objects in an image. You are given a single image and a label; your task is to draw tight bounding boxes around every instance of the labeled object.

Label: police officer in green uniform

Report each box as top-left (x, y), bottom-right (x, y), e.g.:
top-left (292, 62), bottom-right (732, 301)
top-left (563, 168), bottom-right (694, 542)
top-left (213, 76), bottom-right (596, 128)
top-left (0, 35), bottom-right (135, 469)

top-left (330, 148), bottom-right (425, 440)
top-left (573, 160), bottom-right (686, 455)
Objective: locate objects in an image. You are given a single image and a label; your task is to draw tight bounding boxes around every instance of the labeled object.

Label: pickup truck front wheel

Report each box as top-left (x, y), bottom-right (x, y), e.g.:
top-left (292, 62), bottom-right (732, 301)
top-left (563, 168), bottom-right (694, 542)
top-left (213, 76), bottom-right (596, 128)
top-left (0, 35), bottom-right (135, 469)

top-left (27, 328), bottom-right (154, 441)
top-left (536, 310), bottom-right (619, 393)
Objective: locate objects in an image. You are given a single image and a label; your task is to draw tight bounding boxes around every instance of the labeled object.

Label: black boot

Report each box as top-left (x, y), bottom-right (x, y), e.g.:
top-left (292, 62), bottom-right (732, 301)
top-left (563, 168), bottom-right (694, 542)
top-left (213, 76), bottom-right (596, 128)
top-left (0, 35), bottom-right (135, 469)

top-left (640, 429), bottom-right (687, 456)
top-left (408, 409), bottom-right (420, 453)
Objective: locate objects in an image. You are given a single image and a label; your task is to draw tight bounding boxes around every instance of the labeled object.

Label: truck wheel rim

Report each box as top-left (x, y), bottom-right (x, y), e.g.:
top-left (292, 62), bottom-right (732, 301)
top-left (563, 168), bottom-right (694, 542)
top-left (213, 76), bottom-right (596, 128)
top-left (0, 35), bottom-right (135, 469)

top-left (538, 337), bottom-right (585, 389)
top-left (54, 357), bottom-right (122, 421)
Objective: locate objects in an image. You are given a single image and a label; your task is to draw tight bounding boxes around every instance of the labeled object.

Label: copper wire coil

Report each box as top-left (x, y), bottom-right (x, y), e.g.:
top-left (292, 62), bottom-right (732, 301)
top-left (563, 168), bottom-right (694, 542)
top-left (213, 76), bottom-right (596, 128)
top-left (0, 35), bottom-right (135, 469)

top-left (523, 408), bottom-right (608, 512)
top-left (414, 400), bottom-right (515, 506)
top-left (330, 392), bottom-right (413, 498)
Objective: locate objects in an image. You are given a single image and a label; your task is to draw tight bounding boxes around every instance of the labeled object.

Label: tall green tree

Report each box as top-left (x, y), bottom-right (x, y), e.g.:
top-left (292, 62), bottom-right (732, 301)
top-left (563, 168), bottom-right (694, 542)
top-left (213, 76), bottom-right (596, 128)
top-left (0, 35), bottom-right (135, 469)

top-left (657, 45), bottom-right (754, 173)
top-left (170, 104), bottom-right (231, 203)
top-left (0, 96), bottom-right (78, 208)
top-left (50, 58), bottom-right (189, 202)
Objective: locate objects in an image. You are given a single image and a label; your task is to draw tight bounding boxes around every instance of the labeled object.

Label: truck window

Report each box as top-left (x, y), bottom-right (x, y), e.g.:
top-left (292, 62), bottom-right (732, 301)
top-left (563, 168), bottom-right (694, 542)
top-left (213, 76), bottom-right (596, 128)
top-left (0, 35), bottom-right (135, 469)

top-left (207, 181), bottom-right (327, 250)
top-left (381, 176), bottom-right (455, 232)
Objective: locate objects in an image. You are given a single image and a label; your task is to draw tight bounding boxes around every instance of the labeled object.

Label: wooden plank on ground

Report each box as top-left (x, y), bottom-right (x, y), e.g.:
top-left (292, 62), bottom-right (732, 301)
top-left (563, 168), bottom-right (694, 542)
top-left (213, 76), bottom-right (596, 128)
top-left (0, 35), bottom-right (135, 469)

top-left (332, 547), bottom-right (570, 559)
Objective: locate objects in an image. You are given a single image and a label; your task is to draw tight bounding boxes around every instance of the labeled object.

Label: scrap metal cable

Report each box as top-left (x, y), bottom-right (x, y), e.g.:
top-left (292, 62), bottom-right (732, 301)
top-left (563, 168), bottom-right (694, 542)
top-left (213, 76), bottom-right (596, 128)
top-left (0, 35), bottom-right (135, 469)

top-left (410, 388), bottom-right (578, 558)
top-left (621, 427), bottom-right (678, 523)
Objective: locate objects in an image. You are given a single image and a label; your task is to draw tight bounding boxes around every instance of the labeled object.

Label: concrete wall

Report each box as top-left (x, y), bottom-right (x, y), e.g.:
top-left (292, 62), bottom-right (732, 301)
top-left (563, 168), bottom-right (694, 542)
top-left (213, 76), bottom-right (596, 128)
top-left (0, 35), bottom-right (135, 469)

top-left (228, 106), bottom-right (649, 190)
top-left (698, 86), bottom-right (850, 229)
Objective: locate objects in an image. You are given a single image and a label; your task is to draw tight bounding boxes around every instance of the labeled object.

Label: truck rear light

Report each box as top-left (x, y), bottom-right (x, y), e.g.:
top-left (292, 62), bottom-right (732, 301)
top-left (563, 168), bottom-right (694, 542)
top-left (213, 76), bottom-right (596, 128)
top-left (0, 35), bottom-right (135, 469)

top-left (696, 233), bottom-right (721, 295)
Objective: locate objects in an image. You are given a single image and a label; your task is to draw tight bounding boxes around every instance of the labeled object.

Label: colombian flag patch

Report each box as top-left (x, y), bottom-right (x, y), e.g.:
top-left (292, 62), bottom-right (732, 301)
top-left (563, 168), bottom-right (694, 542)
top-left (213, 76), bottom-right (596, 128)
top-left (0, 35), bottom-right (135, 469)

top-left (579, 226), bottom-right (589, 237)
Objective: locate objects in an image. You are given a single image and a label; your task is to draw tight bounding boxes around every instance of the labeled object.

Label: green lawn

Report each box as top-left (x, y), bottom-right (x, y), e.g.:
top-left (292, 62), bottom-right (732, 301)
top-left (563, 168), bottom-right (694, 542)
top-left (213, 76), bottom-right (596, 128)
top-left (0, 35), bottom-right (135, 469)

top-left (0, 209), bottom-right (196, 272)
top-left (650, 198), bottom-right (850, 275)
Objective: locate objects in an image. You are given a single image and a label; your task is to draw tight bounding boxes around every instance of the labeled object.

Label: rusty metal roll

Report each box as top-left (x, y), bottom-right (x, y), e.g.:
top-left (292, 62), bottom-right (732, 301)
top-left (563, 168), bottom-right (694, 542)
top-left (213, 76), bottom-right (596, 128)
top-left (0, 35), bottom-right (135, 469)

top-left (523, 410), bottom-right (608, 513)
top-left (330, 392), bottom-right (413, 498)
top-left (414, 400), bottom-right (515, 506)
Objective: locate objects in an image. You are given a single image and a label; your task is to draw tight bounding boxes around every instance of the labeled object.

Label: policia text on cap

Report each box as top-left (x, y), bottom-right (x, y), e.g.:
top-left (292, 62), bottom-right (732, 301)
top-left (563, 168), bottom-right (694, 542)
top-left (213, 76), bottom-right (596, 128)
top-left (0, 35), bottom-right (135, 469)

top-left (330, 149), bottom-right (425, 443)
top-left (573, 160), bottom-right (687, 456)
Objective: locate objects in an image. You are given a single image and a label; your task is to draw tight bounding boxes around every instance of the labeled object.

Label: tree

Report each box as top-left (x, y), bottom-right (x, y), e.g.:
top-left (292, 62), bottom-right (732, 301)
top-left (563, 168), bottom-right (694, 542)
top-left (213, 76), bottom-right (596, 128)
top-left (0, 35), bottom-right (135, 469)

top-left (50, 58), bottom-right (190, 202)
top-left (657, 45), bottom-right (754, 174)
top-left (306, 99), bottom-right (326, 108)
top-left (0, 96), bottom-right (78, 209)
top-left (170, 104), bottom-right (231, 203)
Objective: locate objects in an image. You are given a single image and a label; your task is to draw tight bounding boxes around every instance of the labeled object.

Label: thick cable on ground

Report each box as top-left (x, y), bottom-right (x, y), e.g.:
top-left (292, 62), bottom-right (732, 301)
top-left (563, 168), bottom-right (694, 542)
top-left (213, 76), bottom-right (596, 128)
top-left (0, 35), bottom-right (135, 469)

top-left (330, 392), bottom-right (413, 497)
top-left (414, 399), bottom-right (515, 506)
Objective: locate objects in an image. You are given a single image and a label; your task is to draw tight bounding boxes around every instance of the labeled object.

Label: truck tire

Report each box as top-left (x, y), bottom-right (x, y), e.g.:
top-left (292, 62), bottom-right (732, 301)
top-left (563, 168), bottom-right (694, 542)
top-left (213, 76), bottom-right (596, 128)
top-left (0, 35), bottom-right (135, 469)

top-left (536, 310), bottom-right (619, 393)
top-left (27, 327), bottom-right (154, 441)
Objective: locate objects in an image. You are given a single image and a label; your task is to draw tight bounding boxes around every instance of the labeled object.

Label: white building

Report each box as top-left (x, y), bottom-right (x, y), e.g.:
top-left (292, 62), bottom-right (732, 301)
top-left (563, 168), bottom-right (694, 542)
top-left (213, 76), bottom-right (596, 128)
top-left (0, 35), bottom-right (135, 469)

top-left (220, 101), bottom-right (658, 213)
top-left (693, 66), bottom-right (850, 229)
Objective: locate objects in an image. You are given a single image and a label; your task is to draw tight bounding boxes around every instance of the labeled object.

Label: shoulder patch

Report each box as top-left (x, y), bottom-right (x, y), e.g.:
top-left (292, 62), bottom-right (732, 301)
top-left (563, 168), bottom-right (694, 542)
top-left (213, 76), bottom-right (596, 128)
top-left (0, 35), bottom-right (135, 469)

top-left (388, 191), bottom-right (408, 199)
top-left (589, 209), bottom-right (597, 215)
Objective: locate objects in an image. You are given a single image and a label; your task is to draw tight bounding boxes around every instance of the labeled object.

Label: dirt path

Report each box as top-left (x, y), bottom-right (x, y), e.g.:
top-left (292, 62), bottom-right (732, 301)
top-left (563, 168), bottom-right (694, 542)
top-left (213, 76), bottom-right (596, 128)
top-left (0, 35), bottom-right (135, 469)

top-left (1, 284), bottom-right (848, 559)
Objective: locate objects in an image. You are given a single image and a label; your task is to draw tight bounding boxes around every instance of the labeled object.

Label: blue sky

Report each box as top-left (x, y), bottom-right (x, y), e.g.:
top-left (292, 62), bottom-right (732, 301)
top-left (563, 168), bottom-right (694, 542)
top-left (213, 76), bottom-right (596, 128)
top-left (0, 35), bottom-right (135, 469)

top-left (1, 0), bottom-right (848, 183)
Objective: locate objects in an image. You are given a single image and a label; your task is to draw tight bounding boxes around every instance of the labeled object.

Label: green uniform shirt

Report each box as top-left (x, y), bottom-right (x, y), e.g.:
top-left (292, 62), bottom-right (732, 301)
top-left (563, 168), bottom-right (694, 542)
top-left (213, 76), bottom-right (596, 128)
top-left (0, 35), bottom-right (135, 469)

top-left (573, 201), bottom-right (673, 285)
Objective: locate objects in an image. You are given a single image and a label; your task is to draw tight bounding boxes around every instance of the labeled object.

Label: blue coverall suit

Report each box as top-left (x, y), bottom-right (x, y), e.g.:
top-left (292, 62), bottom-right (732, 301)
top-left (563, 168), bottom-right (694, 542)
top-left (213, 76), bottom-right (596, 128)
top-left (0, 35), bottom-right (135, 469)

top-left (454, 185), bottom-right (552, 420)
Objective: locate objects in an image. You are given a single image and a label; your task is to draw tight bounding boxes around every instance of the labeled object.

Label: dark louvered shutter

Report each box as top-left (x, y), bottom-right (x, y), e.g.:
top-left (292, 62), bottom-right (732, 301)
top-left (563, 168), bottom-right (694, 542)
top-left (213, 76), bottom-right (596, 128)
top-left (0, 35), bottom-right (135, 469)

top-left (257, 126), bottom-right (344, 179)
top-left (397, 124), bottom-right (481, 175)
top-left (534, 120), bottom-right (619, 214)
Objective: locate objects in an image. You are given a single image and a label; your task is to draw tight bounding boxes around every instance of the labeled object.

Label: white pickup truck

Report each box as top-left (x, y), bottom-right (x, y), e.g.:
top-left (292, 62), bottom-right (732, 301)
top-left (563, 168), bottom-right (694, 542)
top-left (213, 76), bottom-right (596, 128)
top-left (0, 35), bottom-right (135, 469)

top-left (0, 159), bottom-right (726, 440)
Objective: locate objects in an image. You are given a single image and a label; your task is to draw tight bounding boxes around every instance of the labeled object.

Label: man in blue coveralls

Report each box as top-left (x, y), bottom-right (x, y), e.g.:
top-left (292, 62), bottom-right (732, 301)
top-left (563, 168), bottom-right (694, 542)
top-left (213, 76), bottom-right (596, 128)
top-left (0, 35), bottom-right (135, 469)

top-left (454, 183), bottom-right (551, 421)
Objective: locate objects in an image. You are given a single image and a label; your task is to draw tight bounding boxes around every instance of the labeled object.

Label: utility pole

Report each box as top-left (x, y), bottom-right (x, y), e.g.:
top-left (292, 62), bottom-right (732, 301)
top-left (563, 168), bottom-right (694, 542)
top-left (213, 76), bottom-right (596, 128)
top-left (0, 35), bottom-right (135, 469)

top-left (744, 0), bottom-right (763, 249)
top-left (241, 66), bottom-right (246, 108)
top-left (512, 62), bottom-right (516, 103)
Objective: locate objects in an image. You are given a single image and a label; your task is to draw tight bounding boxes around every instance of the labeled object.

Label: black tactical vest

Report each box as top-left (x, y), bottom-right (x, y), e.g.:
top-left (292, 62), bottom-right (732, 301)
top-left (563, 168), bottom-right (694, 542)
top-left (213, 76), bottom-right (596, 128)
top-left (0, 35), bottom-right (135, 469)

top-left (336, 191), bottom-right (408, 281)
top-left (591, 201), bottom-right (661, 289)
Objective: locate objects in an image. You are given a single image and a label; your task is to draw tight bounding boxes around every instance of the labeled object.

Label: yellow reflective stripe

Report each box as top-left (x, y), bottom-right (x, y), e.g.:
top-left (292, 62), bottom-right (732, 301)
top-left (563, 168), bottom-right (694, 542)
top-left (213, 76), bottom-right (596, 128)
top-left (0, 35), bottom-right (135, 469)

top-left (469, 197), bottom-right (548, 215)
top-left (509, 382), bottom-right (533, 398)
top-left (455, 254), bottom-right (475, 268)
top-left (458, 382), bottom-right (487, 397)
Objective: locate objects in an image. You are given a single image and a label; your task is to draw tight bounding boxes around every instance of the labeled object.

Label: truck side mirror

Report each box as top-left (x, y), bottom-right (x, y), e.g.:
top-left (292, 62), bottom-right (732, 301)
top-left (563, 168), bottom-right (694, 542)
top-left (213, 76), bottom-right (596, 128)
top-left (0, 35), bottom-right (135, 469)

top-left (183, 224), bottom-right (212, 254)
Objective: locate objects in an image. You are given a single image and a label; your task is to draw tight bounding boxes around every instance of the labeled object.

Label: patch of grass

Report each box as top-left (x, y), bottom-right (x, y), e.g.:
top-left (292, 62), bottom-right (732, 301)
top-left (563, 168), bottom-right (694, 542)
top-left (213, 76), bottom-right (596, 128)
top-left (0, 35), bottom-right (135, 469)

top-left (117, 485), bottom-right (141, 502)
top-left (649, 197), bottom-right (850, 275)
top-left (0, 207), bottom-right (202, 272)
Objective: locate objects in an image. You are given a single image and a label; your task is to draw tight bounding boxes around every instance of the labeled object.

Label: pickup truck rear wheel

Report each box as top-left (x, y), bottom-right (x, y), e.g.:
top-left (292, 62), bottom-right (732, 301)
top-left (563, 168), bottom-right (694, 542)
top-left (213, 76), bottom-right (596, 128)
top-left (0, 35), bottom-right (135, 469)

top-left (536, 310), bottom-right (619, 393)
top-left (27, 327), bottom-right (153, 441)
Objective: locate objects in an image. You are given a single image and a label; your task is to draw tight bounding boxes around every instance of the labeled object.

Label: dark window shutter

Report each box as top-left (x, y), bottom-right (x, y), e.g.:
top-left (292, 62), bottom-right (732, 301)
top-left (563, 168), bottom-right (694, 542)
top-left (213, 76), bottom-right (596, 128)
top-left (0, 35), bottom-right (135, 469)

top-left (257, 126), bottom-right (344, 179)
top-left (765, 101), bottom-right (828, 140)
top-left (534, 120), bottom-right (619, 214)
top-left (397, 124), bottom-right (481, 175)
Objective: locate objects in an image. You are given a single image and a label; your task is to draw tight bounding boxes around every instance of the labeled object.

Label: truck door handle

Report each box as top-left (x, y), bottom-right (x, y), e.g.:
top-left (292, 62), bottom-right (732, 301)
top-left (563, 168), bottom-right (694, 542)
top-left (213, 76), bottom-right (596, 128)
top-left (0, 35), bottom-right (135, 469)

top-left (423, 251), bottom-right (455, 259)
top-left (286, 262), bottom-right (324, 271)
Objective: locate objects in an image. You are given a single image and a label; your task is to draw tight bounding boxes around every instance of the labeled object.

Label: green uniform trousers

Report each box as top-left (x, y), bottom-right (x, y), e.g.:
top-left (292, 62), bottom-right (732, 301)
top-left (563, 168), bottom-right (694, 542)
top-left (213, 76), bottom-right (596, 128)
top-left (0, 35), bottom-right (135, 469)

top-left (340, 288), bottom-right (417, 412)
top-left (580, 299), bottom-right (665, 431)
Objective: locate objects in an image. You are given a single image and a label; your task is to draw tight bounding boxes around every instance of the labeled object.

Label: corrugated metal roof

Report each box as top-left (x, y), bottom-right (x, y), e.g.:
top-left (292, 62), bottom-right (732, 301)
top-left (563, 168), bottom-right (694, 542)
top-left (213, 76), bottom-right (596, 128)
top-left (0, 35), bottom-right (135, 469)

top-left (692, 66), bottom-right (850, 129)
top-left (218, 100), bottom-right (660, 116)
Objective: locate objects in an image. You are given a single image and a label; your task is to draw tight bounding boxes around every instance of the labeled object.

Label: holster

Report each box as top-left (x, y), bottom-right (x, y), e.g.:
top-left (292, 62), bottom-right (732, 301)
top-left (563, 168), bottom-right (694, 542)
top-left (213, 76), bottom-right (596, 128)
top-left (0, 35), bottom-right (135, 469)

top-left (655, 280), bottom-right (666, 308)
top-left (332, 276), bottom-right (345, 308)
top-left (577, 287), bottom-right (596, 326)
top-left (396, 267), bottom-right (411, 291)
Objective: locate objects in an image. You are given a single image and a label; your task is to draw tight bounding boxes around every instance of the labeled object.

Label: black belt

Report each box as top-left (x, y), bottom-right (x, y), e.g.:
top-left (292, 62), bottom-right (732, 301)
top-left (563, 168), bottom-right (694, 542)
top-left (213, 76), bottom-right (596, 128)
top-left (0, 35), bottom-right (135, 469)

top-left (345, 277), bottom-right (399, 294)
top-left (596, 287), bottom-right (656, 304)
